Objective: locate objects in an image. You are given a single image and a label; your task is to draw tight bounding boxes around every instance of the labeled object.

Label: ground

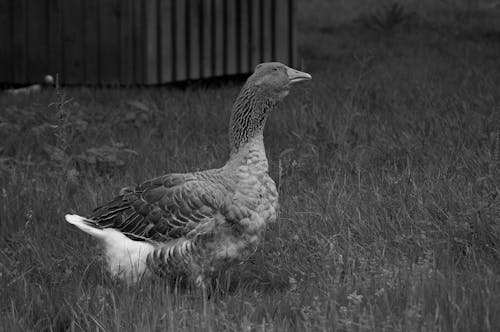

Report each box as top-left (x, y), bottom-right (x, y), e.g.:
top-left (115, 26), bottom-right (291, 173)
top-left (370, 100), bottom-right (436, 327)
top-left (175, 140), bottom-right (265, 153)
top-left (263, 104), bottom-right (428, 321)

top-left (1, 2), bottom-right (500, 331)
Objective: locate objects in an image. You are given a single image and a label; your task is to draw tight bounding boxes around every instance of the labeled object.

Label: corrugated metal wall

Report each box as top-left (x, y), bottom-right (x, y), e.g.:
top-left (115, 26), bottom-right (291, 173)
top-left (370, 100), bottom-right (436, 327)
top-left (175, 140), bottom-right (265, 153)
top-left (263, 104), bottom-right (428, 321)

top-left (0, 0), bottom-right (296, 85)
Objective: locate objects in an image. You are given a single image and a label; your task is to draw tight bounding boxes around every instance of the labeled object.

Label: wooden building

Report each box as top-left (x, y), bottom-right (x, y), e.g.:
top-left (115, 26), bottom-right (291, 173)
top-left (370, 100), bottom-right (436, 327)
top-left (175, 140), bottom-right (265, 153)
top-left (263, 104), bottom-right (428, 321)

top-left (0, 0), bottom-right (297, 85)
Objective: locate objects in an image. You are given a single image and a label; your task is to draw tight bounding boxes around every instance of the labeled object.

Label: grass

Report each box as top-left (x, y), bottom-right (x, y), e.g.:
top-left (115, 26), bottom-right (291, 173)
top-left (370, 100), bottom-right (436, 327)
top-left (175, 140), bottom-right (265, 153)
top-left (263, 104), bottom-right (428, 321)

top-left (2, 5), bottom-right (500, 331)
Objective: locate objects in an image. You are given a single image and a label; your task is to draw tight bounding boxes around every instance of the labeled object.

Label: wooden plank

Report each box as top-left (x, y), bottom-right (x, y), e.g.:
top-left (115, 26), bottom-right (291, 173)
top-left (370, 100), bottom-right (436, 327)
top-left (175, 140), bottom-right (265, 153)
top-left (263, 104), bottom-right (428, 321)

top-left (249, 0), bottom-right (260, 68)
top-left (0, 0), bottom-right (12, 82)
top-left (62, 0), bottom-right (84, 84)
top-left (120, 0), bottom-right (133, 85)
top-left (261, 0), bottom-right (272, 62)
top-left (213, 0), bottom-right (224, 76)
top-left (189, 0), bottom-right (201, 80)
top-left (174, 0), bottom-right (187, 80)
top-left (160, 0), bottom-right (174, 82)
top-left (201, 0), bottom-right (213, 78)
top-left (274, 0), bottom-right (289, 64)
top-left (144, 0), bottom-right (158, 84)
top-left (100, 0), bottom-right (120, 84)
top-left (26, 0), bottom-right (48, 83)
top-left (225, 0), bottom-right (237, 74)
top-left (84, 0), bottom-right (99, 84)
top-left (12, 0), bottom-right (27, 84)
top-left (238, 0), bottom-right (250, 73)
top-left (48, 0), bottom-right (63, 82)
top-left (132, 0), bottom-right (144, 84)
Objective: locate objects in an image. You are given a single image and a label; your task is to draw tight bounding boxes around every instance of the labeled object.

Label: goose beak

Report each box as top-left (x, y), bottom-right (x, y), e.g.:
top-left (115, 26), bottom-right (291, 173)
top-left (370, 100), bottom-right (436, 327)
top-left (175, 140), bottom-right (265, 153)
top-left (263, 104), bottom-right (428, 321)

top-left (286, 67), bottom-right (312, 84)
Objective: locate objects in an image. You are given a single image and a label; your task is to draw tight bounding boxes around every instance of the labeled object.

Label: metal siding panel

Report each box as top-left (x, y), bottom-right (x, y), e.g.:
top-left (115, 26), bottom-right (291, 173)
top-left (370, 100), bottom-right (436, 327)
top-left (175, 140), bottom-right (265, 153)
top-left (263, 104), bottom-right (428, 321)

top-left (120, 0), bottom-right (134, 85)
top-left (100, 0), bottom-right (120, 84)
top-left (63, 0), bottom-right (85, 84)
top-left (144, 0), bottom-right (158, 84)
top-left (261, 0), bottom-right (272, 62)
top-left (275, 0), bottom-right (289, 65)
top-left (238, 0), bottom-right (250, 73)
top-left (213, 0), bottom-right (224, 76)
top-left (175, 0), bottom-right (187, 80)
top-left (12, 0), bottom-right (27, 84)
top-left (289, 0), bottom-right (297, 67)
top-left (225, 0), bottom-right (237, 74)
top-left (249, 0), bottom-right (260, 68)
top-left (27, 0), bottom-right (49, 83)
top-left (160, 0), bottom-right (174, 82)
top-left (84, 0), bottom-right (99, 84)
top-left (48, 0), bottom-right (63, 82)
top-left (201, 0), bottom-right (213, 78)
top-left (132, 0), bottom-right (144, 84)
top-left (0, 0), bottom-right (12, 82)
top-left (189, 0), bottom-right (201, 80)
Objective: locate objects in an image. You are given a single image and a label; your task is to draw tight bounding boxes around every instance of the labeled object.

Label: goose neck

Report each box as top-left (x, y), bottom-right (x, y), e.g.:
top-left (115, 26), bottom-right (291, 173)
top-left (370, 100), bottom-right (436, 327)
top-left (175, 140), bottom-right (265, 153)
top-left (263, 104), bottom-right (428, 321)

top-left (228, 86), bottom-right (276, 156)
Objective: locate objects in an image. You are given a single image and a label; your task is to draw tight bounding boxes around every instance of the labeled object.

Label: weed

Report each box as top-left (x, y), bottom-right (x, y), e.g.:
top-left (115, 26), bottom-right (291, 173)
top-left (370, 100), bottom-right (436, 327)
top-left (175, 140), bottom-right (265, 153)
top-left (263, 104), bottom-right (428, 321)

top-left (361, 3), bottom-right (416, 31)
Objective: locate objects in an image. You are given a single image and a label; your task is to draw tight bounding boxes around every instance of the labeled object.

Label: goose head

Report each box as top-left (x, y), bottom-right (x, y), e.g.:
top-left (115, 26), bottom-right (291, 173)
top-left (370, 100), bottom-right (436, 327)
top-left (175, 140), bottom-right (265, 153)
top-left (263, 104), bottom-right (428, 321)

top-left (245, 62), bottom-right (312, 101)
top-left (229, 63), bottom-right (312, 155)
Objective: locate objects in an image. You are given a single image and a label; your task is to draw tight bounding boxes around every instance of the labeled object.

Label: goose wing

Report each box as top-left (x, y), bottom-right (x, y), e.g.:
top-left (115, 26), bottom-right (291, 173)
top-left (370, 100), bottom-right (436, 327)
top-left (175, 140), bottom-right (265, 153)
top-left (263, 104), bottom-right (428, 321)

top-left (89, 172), bottom-right (228, 241)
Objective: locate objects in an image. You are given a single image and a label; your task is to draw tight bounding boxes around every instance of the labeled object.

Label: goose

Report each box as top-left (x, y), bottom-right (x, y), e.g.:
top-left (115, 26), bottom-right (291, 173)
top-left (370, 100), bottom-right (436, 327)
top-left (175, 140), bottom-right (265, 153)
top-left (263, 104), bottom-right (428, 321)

top-left (65, 62), bottom-right (312, 288)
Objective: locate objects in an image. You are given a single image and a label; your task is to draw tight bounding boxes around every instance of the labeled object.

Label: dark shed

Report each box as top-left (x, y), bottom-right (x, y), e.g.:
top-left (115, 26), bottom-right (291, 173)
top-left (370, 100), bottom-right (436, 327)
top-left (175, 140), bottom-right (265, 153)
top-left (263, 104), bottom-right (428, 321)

top-left (0, 0), bottom-right (297, 85)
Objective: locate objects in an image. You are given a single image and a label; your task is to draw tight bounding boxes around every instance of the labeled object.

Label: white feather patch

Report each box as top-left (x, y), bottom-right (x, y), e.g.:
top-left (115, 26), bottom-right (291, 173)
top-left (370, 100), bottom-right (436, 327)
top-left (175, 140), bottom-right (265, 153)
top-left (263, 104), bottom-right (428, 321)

top-left (100, 228), bottom-right (155, 284)
top-left (65, 214), bottom-right (155, 284)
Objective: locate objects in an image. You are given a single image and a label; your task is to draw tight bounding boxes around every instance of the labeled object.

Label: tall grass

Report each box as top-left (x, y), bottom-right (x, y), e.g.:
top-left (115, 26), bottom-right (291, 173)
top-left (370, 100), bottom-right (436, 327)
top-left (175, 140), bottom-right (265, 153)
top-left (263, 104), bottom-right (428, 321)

top-left (1, 10), bottom-right (500, 331)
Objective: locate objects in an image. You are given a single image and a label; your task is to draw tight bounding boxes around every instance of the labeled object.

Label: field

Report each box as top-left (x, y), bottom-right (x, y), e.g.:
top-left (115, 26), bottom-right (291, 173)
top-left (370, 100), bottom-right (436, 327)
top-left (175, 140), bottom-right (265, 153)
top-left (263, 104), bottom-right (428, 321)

top-left (2, 3), bottom-right (500, 331)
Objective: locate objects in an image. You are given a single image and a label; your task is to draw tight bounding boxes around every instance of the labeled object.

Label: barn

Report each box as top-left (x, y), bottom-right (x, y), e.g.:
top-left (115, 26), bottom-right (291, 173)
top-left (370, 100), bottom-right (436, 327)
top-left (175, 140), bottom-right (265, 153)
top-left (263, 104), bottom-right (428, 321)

top-left (0, 0), bottom-right (297, 85)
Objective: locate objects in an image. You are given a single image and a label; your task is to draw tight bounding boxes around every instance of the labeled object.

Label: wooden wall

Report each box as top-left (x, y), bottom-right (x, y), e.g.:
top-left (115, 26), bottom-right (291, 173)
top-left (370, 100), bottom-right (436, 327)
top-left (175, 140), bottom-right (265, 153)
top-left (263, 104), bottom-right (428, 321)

top-left (0, 0), bottom-right (297, 85)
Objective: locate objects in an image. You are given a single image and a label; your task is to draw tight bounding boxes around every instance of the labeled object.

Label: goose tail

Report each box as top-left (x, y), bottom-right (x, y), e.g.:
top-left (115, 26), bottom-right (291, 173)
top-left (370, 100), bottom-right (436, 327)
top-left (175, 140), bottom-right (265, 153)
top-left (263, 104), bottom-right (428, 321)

top-left (65, 214), bottom-right (105, 238)
top-left (65, 213), bottom-right (154, 283)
